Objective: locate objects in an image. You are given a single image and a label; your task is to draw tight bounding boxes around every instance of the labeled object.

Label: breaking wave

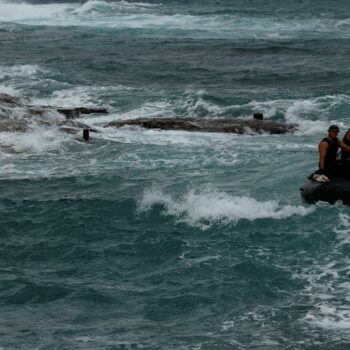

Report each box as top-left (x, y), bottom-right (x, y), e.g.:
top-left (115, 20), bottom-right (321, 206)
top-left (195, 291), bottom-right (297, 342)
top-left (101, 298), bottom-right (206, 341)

top-left (138, 187), bottom-right (314, 229)
top-left (0, 0), bottom-right (350, 39)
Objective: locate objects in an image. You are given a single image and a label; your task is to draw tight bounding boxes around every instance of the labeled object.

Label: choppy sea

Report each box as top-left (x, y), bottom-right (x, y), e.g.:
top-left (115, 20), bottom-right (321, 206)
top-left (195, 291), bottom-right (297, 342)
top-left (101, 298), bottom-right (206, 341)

top-left (1, 0), bottom-right (350, 349)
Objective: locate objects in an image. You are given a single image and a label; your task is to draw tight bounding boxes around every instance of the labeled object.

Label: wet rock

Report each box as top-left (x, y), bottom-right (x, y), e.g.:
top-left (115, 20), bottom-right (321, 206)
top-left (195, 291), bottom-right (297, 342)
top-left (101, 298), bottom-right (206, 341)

top-left (105, 117), bottom-right (297, 134)
top-left (0, 93), bottom-right (296, 136)
top-left (56, 107), bottom-right (108, 119)
top-left (56, 120), bottom-right (98, 133)
top-left (0, 93), bottom-right (102, 134)
top-left (0, 93), bottom-right (24, 107)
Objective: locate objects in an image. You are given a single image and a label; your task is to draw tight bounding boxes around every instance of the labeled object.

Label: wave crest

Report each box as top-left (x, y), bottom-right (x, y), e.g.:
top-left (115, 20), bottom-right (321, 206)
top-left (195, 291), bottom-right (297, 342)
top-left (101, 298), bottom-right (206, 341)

top-left (138, 187), bottom-right (314, 229)
top-left (1, 1), bottom-right (350, 40)
top-left (72, 0), bottom-right (159, 17)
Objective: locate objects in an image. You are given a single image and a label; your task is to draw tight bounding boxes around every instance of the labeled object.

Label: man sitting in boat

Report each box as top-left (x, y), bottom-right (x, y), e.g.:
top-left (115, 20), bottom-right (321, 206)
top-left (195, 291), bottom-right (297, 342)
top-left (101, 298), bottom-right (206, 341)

top-left (317, 125), bottom-right (350, 180)
top-left (341, 129), bottom-right (350, 178)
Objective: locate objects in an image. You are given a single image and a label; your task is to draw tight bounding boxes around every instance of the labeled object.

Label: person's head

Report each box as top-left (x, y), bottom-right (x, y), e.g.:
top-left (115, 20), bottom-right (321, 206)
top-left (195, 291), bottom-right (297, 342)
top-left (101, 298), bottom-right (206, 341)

top-left (328, 125), bottom-right (340, 139)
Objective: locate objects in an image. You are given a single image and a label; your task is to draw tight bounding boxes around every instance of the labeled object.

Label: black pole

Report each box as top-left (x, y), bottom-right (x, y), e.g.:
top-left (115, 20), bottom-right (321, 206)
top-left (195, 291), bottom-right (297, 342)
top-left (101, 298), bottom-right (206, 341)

top-left (253, 112), bottom-right (263, 120)
top-left (83, 128), bottom-right (90, 141)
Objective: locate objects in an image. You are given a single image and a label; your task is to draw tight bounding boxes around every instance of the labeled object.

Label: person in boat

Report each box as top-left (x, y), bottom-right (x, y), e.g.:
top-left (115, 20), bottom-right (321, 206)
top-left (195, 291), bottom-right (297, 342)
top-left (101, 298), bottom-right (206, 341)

top-left (318, 125), bottom-right (350, 179)
top-left (341, 128), bottom-right (350, 178)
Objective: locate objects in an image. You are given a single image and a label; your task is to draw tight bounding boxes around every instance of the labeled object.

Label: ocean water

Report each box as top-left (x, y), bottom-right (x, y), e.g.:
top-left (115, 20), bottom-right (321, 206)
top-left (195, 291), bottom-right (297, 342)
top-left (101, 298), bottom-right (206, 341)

top-left (1, 0), bottom-right (350, 349)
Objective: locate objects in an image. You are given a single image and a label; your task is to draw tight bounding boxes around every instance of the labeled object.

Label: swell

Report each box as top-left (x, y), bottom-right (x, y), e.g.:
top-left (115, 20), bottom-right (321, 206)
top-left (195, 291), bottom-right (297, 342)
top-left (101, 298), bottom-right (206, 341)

top-left (1, 0), bottom-right (350, 41)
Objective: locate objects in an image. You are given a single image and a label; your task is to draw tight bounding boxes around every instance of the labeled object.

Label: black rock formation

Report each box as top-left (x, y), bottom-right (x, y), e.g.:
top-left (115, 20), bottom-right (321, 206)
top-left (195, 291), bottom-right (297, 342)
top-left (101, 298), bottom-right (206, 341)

top-left (105, 117), bottom-right (297, 134)
top-left (0, 93), bottom-right (102, 133)
top-left (56, 107), bottom-right (108, 119)
top-left (0, 93), bottom-right (297, 136)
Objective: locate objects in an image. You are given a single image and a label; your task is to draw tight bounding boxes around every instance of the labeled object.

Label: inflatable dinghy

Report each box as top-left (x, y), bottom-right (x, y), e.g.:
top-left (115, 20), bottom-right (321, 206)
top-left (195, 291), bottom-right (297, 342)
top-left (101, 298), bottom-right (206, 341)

top-left (300, 178), bottom-right (350, 204)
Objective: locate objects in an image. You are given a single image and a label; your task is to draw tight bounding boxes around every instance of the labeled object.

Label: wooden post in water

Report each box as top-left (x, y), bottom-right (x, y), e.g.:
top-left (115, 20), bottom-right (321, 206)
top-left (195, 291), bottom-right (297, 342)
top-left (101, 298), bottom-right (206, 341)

top-left (83, 128), bottom-right (90, 141)
top-left (253, 112), bottom-right (263, 120)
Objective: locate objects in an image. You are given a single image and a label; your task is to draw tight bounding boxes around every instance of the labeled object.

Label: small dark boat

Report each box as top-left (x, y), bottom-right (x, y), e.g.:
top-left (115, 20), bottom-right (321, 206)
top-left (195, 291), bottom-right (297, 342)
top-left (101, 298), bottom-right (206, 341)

top-left (300, 178), bottom-right (350, 205)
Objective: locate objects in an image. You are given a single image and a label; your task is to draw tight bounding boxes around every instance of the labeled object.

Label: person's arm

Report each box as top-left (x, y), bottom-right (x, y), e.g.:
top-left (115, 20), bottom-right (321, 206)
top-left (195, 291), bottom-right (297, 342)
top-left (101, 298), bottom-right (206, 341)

top-left (338, 139), bottom-right (350, 152)
top-left (319, 140), bottom-right (328, 170)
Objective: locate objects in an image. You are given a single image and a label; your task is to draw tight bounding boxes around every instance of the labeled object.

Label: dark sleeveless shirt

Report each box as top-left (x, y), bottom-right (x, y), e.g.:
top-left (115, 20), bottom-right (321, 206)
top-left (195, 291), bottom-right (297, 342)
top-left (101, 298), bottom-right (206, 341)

top-left (320, 137), bottom-right (339, 169)
top-left (341, 137), bottom-right (350, 160)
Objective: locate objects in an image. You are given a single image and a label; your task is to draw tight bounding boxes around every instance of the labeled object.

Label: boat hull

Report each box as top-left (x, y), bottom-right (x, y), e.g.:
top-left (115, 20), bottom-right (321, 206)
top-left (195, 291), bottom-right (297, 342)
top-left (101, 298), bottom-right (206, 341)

top-left (300, 179), bottom-right (350, 205)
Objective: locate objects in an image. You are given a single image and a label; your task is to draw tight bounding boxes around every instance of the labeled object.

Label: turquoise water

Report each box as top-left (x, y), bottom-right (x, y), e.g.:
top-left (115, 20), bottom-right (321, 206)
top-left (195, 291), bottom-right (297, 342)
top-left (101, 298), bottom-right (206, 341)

top-left (1, 1), bottom-right (350, 349)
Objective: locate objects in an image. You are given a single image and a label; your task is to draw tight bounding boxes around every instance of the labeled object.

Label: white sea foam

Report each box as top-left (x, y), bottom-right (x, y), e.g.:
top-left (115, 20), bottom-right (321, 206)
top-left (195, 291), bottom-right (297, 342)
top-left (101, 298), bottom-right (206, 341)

top-left (98, 89), bottom-right (350, 137)
top-left (72, 0), bottom-right (116, 16)
top-left (73, 87), bottom-right (347, 139)
top-left (71, 0), bottom-right (158, 17)
top-left (83, 100), bottom-right (172, 126)
top-left (245, 94), bottom-right (350, 135)
top-left (0, 126), bottom-right (66, 154)
top-left (0, 64), bottom-right (45, 81)
top-left (99, 91), bottom-right (350, 137)
top-left (0, 1), bottom-right (349, 40)
top-left (179, 252), bottom-right (221, 267)
top-left (175, 89), bottom-right (225, 118)
top-left (0, 0), bottom-right (159, 26)
top-left (0, 1), bottom-right (72, 22)
top-left (138, 187), bottom-right (314, 229)
top-left (88, 89), bottom-right (219, 126)
top-left (0, 85), bottom-right (19, 96)
top-left (33, 85), bottom-right (126, 110)
top-left (299, 213), bottom-right (350, 332)
top-left (304, 305), bottom-right (350, 331)
top-left (0, 64), bottom-right (49, 95)
top-left (101, 126), bottom-right (226, 148)
top-left (221, 320), bottom-right (235, 331)
top-left (36, 87), bottom-right (100, 108)
top-left (33, 85), bottom-right (143, 110)
top-left (97, 90), bottom-right (350, 134)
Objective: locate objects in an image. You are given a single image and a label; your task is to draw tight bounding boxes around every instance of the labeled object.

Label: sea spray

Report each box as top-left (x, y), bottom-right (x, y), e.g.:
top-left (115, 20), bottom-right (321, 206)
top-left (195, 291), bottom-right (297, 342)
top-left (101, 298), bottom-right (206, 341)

top-left (138, 187), bottom-right (314, 229)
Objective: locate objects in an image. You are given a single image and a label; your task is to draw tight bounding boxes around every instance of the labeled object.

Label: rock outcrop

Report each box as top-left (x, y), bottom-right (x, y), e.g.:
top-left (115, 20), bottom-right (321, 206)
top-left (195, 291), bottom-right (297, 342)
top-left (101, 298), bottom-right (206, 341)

top-left (0, 93), bottom-right (104, 134)
top-left (56, 107), bottom-right (108, 119)
top-left (105, 117), bottom-right (297, 134)
top-left (0, 93), bottom-right (297, 136)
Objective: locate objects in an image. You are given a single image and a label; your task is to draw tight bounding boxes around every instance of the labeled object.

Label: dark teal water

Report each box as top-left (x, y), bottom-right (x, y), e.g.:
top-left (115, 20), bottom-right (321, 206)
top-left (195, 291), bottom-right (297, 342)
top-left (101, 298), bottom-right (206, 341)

top-left (1, 1), bottom-right (350, 349)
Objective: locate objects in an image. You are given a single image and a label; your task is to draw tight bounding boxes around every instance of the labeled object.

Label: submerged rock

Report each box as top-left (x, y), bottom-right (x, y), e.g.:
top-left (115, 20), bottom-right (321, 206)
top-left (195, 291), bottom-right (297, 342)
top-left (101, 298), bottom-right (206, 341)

top-left (0, 93), bottom-right (24, 107)
top-left (105, 117), bottom-right (297, 134)
top-left (0, 93), bottom-right (297, 136)
top-left (57, 107), bottom-right (108, 119)
top-left (0, 93), bottom-right (102, 134)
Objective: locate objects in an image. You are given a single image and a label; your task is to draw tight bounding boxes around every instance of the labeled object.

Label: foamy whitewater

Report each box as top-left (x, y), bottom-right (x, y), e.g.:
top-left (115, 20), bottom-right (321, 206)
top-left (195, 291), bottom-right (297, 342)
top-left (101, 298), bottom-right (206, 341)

top-left (1, 0), bottom-right (350, 349)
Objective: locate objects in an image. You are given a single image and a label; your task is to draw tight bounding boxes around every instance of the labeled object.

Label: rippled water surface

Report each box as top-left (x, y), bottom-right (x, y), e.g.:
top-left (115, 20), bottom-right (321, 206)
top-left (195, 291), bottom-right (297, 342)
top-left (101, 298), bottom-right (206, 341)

top-left (1, 0), bottom-right (350, 349)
